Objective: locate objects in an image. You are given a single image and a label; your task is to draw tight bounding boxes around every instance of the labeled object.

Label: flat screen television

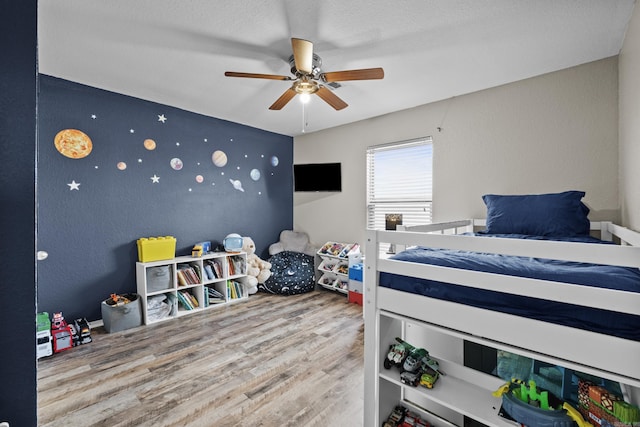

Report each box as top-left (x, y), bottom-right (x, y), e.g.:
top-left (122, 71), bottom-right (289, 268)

top-left (294, 162), bottom-right (342, 192)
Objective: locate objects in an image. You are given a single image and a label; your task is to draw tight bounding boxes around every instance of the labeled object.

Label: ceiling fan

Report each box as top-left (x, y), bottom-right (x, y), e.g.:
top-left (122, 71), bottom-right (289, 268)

top-left (224, 38), bottom-right (384, 111)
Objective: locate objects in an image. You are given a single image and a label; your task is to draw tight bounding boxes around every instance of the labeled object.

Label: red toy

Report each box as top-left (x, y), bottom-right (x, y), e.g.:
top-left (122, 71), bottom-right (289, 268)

top-left (51, 312), bottom-right (74, 353)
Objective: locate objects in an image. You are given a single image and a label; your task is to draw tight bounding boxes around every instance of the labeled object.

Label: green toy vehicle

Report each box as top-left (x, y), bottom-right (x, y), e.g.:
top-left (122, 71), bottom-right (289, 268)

top-left (419, 366), bottom-right (439, 389)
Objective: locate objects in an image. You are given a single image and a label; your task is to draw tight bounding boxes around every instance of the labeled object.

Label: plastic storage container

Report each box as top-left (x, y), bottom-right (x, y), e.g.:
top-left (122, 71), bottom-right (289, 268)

top-left (137, 236), bottom-right (176, 262)
top-left (101, 294), bottom-right (142, 333)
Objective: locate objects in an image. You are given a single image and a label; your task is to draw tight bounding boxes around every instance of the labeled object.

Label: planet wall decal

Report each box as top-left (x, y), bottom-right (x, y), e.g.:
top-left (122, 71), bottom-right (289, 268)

top-left (250, 169), bottom-right (261, 181)
top-left (271, 156), bottom-right (279, 167)
top-left (117, 162), bottom-right (127, 170)
top-left (54, 129), bottom-right (93, 159)
top-left (195, 175), bottom-right (204, 183)
top-left (230, 179), bottom-right (244, 192)
top-left (212, 150), bottom-right (228, 167)
top-left (170, 158), bottom-right (183, 170)
top-left (143, 139), bottom-right (156, 150)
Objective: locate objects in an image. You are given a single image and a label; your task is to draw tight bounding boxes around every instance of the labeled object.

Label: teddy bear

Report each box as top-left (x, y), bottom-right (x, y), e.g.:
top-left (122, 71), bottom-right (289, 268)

top-left (241, 236), bottom-right (272, 294)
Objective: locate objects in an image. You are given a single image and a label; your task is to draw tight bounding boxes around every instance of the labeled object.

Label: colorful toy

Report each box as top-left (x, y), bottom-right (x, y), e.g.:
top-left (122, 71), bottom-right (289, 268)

top-left (223, 233), bottom-right (243, 253)
top-left (401, 412), bottom-right (418, 426)
top-left (382, 405), bottom-right (407, 427)
top-left (73, 318), bottom-right (92, 345)
top-left (36, 312), bottom-right (53, 359)
top-left (191, 244), bottom-right (203, 257)
top-left (51, 311), bottom-right (67, 329)
top-left (386, 337), bottom-right (442, 375)
top-left (50, 312), bottom-right (74, 353)
top-left (400, 369), bottom-right (422, 387)
top-left (385, 337), bottom-right (442, 391)
top-left (109, 293), bottom-right (131, 306)
top-left (419, 366), bottom-right (439, 389)
top-left (403, 346), bottom-right (428, 373)
top-left (382, 404), bottom-right (432, 427)
top-left (493, 379), bottom-right (591, 427)
top-left (384, 342), bottom-right (409, 369)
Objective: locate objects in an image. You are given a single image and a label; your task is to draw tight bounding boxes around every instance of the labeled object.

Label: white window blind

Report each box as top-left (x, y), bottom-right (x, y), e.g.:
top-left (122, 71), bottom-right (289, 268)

top-left (366, 137), bottom-right (433, 230)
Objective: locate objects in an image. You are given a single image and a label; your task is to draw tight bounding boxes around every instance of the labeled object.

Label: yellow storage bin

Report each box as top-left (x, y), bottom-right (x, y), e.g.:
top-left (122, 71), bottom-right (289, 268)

top-left (137, 236), bottom-right (176, 262)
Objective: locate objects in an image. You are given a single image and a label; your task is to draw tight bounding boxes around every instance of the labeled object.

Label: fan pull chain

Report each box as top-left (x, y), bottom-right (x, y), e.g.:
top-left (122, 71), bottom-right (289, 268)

top-left (302, 101), bottom-right (308, 133)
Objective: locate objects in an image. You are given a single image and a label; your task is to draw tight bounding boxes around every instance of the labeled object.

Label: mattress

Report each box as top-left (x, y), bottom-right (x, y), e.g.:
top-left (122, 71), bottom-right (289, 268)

top-left (379, 234), bottom-right (640, 341)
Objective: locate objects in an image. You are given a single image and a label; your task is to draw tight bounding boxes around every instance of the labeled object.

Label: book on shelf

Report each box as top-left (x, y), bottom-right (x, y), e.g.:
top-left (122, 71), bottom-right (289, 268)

top-left (186, 291), bottom-right (199, 308)
top-left (237, 281), bottom-right (245, 298)
top-left (204, 264), bottom-right (214, 280)
top-left (227, 280), bottom-right (235, 299)
top-left (177, 263), bottom-right (201, 285)
top-left (176, 291), bottom-right (193, 310)
top-left (227, 255), bottom-right (246, 277)
top-left (227, 257), bottom-right (235, 276)
top-left (205, 286), bottom-right (225, 305)
top-left (226, 280), bottom-right (245, 300)
top-left (204, 259), bottom-right (223, 279)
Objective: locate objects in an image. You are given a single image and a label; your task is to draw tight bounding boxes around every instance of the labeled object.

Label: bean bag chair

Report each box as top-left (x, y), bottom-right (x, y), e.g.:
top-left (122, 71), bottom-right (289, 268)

top-left (259, 251), bottom-right (316, 295)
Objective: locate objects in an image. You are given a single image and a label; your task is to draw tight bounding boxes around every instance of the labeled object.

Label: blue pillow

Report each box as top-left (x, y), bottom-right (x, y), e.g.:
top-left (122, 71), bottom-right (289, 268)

top-left (482, 191), bottom-right (590, 236)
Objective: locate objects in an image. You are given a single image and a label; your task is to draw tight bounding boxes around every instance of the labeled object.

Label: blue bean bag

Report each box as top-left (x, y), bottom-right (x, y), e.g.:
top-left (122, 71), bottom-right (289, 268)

top-left (259, 251), bottom-right (316, 295)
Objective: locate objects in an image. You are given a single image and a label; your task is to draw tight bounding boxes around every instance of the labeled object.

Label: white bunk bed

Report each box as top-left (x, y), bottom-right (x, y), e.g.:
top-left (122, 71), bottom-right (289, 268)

top-left (364, 219), bottom-right (640, 426)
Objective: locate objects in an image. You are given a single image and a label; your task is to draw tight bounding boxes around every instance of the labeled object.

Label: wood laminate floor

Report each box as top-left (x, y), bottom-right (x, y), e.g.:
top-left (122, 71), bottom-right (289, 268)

top-left (38, 290), bottom-right (365, 427)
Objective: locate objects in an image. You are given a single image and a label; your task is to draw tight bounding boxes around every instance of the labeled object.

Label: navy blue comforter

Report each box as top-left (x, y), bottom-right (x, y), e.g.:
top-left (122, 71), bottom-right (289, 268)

top-left (379, 234), bottom-right (640, 341)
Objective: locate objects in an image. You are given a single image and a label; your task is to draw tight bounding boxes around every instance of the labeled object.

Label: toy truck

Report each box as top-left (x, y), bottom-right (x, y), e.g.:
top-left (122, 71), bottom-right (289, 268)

top-left (419, 366), bottom-right (440, 389)
top-left (382, 405), bottom-right (407, 427)
top-left (384, 342), bottom-right (409, 369)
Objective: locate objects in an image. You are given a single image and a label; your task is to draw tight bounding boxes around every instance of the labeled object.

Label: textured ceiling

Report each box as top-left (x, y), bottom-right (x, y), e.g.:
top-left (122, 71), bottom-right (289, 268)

top-left (38, 0), bottom-right (636, 137)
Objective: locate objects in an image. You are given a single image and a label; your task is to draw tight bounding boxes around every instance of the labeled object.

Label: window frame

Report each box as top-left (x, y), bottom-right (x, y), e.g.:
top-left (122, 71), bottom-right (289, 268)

top-left (366, 136), bottom-right (434, 231)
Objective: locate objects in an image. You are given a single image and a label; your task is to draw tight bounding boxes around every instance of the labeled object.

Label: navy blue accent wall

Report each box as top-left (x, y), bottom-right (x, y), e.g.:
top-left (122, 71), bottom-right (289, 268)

top-left (0, 0), bottom-right (38, 425)
top-left (37, 76), bottom-right (293, 321)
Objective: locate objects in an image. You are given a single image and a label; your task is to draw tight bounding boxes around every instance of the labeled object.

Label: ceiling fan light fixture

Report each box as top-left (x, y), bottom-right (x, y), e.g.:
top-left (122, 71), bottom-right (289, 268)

top-left (292, 77), bottom-right (319, 95)
top-left (225, 38), bottom-right (383, 111)
top-left (299, 93), bottom-right (311, 104)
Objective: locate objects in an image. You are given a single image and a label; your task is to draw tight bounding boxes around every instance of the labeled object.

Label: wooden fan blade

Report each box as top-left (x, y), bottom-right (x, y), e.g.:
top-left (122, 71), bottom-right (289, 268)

top-left (322, 67), bottom-right (384, 82)
top-left (315, 86), bottom-right (348, 110)
top-left (225, 71), bottom-right (292, 80)
top-left (291, 38), bottom-right (313, 74)
top-left (269, 88), bottom-right (297, 110)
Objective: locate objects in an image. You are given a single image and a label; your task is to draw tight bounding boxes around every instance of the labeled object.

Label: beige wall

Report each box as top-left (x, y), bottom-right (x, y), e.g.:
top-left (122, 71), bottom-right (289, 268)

top-left (294, 57), bottom-right (619, 251)
top-left (619, 5), bottom-right (640, 231)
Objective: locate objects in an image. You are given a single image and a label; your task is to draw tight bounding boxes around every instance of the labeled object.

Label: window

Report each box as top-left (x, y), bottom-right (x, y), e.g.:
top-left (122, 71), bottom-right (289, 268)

top-left (366, 137), bottom-right (433, 230)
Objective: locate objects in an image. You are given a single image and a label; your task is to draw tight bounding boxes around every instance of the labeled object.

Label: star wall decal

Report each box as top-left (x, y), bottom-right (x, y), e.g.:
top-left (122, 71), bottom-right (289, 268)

top-left (158, 114), bottom-right (167, 123)
top-left (150, 175), bottom-right (160, 183)
top-left (67, 180), bottom-right (80, 190)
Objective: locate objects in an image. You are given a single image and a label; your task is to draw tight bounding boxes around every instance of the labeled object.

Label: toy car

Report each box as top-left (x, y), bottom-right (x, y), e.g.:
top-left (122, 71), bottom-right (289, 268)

top-left (73, 318), bottom-right (92, 345)
top-left (384, 343), bottom-right (409, 369)
top-left (382, 405), bottom-right (407, 427)
top-left (415, 418), bottom-right (430, 427)
top-left (191, 244), bottom-right (203, 257)
top-left (400, 370), bottom-right (421, 387)
top-left (419, 366), bottom-right (439, 389)
top-left (401, 412), bottom-right (418, 426)
top-left (403, 347), bottom-right (429, 372)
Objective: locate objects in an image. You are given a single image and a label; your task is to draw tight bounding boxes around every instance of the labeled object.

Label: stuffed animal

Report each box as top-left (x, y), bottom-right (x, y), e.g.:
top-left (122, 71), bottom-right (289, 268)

top-left (242, 236), bottom-right (272, 294)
